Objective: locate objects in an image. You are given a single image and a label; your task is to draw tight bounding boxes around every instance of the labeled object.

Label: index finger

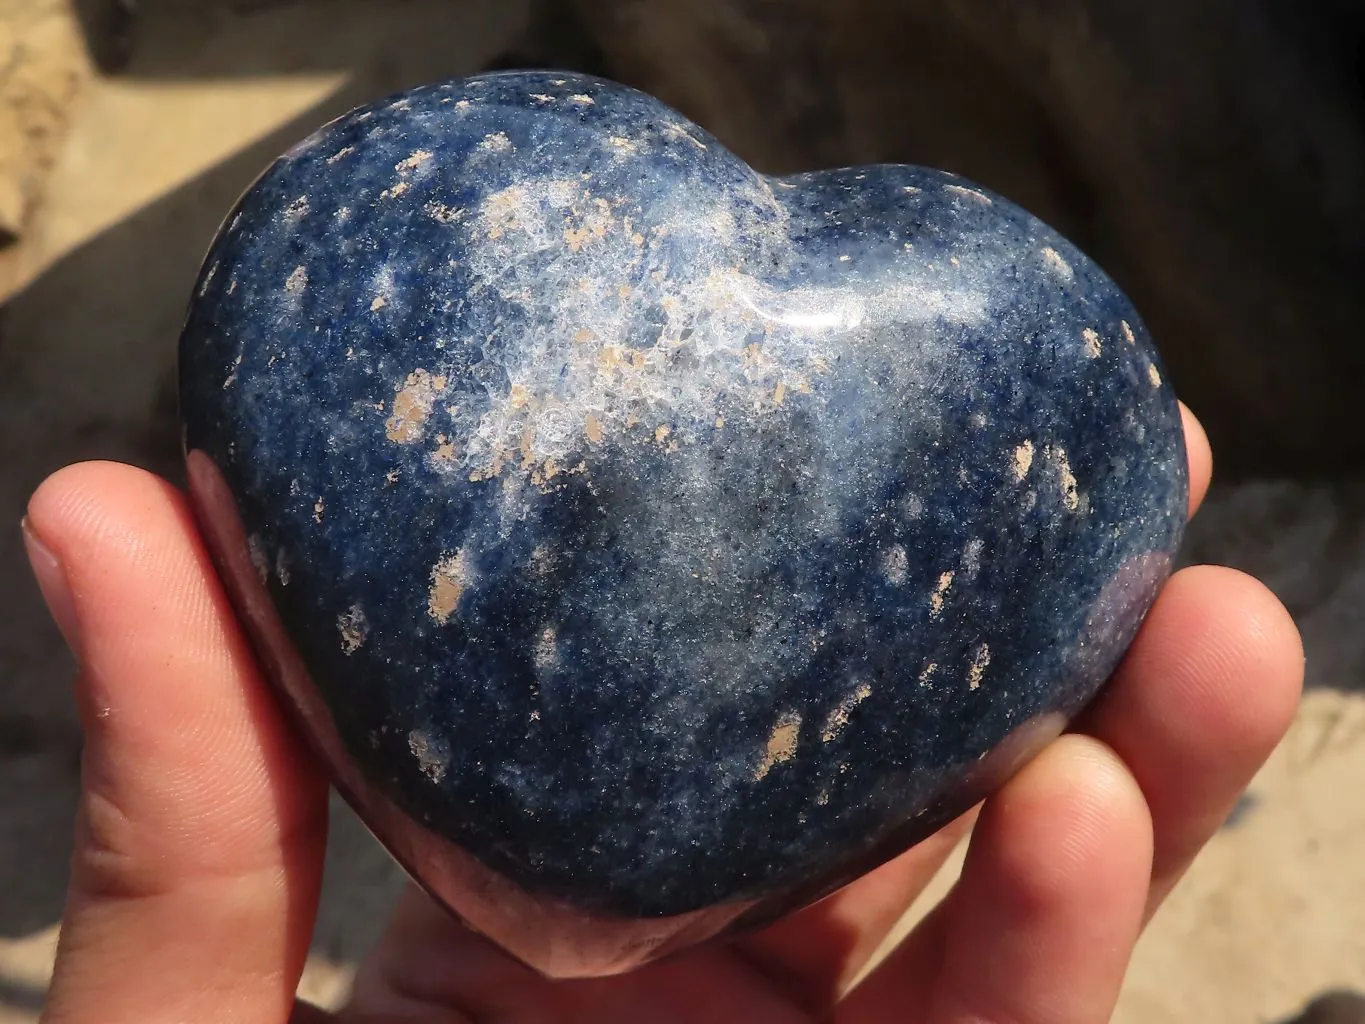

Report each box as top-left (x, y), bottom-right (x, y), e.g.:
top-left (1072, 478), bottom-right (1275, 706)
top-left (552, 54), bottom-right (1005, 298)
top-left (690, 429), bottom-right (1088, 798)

top-left (27, 461), bottom-right (330, 1024)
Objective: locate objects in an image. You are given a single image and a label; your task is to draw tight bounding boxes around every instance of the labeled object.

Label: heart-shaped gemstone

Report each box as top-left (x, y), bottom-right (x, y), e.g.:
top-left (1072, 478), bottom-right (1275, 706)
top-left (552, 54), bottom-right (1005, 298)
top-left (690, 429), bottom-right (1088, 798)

top-left (179, 71), bottom-right (1187, 977)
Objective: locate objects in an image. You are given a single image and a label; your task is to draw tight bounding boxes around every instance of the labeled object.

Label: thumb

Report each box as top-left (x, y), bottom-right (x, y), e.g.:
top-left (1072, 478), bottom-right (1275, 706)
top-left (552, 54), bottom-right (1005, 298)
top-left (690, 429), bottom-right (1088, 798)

top-left (24, 462), bottom-right (330, 1024)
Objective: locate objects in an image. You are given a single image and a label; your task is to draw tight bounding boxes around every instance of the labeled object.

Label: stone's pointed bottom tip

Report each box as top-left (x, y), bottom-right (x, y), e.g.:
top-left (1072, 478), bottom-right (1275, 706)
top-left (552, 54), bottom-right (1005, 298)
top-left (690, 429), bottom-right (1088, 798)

top-left (178, 70), bottom-right (1187, 972)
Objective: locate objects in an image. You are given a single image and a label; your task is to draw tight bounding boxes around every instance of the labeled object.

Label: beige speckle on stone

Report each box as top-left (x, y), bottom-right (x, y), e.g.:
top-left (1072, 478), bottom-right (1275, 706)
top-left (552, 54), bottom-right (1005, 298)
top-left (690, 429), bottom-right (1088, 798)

top-left (569, 94), bottom-right (595, 105)
top-left (1148, 363), bottom-right (1163, 388)
top-left (313, 497), bottom-right (324, 523)
top-left (564, 224), bottom-right (594, 252)
top-left (530, 93), bottom-right (555, 103)
top-left (519, 425), bottom-right (538, 467)
top-left (428, 549), bottom-right (475, 624)
top-left (968, 644), bottom-right (992, 689)
top-left (425, 201), bottom-right (463, 224)
top-left (754, 712), bottom-right (802, 781)
top-left (386, 369), bottom-right (448, 444)
top-left (584, 414), bottom-right (603, 444)
top-left (395, 150), bottom-right (433, 173)
top-left (655, 424), bottom-right (672, 444)
top-left (328, 146), bottom-right (356, 164)
top-left (562, 198), bottom-right (613, 252)
top-left (370, 295), bottom-right (387, 312)
top-left (1083, 327), bottom-right (1103, 359)
top-left (608, 136), bottom-right (638, 154)
top-left (1121, 320), bottom-right (1137, 344)
top-left (432, 436), bottom-right (458, 465)
top-left (1042, 246), bottom-right (1074, 279)
top-left (407, 729), bottom-right (449, 782)
top-left (380, 180), bottom-right (410, 200)
top-left (284, 195), bottom-right (309, 219)
top-left (337, 604), bottom-right (368, 655)
top-left (919, 662), bottom-right (938, 686)
top-left (1012, 440), bottom-right (1036, 481)
top-left (822, 682), bottom-right (873, 742)
top-left (930, 571), bottom-right (955, 619)
top-left (284, 265), bottom-right (308, 294)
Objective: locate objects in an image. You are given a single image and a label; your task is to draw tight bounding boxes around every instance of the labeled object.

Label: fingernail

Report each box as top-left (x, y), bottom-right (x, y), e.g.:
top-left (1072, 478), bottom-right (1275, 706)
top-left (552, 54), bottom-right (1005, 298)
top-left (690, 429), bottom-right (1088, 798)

top-left (22, 518), bottom-right (83, 662)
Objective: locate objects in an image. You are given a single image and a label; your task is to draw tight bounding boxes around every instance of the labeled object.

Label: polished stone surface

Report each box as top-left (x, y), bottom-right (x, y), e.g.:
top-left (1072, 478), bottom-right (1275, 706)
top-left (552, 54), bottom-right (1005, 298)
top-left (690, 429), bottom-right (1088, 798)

top-left (179, 70), bottom-right (1187, 971)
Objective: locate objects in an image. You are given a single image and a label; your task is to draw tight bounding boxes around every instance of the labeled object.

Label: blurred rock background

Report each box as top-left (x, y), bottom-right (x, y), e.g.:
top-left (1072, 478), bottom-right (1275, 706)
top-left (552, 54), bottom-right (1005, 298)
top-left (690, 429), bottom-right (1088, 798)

top-left (0, 1), bottom-right (1362, 1021)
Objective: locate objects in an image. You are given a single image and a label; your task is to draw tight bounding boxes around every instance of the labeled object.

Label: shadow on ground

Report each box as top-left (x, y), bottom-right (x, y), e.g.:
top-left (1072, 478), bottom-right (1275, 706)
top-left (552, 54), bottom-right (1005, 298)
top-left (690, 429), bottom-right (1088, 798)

top-left (1278, 991), bottom-right (1365, 1024)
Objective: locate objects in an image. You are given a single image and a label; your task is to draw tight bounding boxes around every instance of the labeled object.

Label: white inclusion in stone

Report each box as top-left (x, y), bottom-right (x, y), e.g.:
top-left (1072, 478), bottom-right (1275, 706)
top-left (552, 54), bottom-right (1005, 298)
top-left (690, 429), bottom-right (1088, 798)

top-left (451, 173), bottom-right (991, 485)
top-left (962, 538), bottom-right (984, 580)
top-left (881, 544), bottom-right (909, 584)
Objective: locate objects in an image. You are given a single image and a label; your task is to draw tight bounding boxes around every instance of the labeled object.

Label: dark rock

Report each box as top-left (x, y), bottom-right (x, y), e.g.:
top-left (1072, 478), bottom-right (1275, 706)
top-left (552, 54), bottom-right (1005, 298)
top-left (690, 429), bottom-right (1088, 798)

top-left (68, 0), bottom-right (138, 75)
top-left (483, 0), bottom-right (611, 77)
top-left (178, 71), bottom-right (1187, 975)
top-left (566, 0), bottom-right (1365, 477)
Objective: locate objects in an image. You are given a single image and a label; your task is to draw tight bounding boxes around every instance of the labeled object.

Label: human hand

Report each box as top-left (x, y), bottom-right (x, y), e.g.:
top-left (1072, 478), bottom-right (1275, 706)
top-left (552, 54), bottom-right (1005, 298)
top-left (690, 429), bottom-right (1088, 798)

top-left (25, 404), bottom-right (1303, 1024)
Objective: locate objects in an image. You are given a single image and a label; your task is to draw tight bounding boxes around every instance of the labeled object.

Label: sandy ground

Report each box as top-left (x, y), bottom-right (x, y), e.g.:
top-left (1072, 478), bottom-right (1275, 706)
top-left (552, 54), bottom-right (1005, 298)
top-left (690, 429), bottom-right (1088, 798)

top-left (1, 4), bottom-right (1363, 1021)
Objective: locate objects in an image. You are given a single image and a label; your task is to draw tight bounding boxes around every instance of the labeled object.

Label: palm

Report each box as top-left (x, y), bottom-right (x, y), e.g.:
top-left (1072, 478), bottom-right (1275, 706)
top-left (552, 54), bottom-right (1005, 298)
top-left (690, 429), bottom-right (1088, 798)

top-left (341, 728), bottom-right (1139, 1024)
top-left (28, 409), bottom-right (1304, 1024)
top-left (342, 820), bottom-right (973, 1023)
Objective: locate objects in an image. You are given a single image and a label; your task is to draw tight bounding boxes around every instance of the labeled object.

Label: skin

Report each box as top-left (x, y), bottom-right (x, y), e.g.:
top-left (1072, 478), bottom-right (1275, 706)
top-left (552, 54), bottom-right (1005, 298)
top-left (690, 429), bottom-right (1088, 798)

top-left (23, 403), bottom-right (1304, 1024)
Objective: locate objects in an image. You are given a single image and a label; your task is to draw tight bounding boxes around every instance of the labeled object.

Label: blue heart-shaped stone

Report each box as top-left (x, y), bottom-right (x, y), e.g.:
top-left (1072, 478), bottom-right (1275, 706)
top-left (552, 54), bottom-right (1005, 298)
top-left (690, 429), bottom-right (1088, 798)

top-left (179, 71), bottom-right (1187, 976)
